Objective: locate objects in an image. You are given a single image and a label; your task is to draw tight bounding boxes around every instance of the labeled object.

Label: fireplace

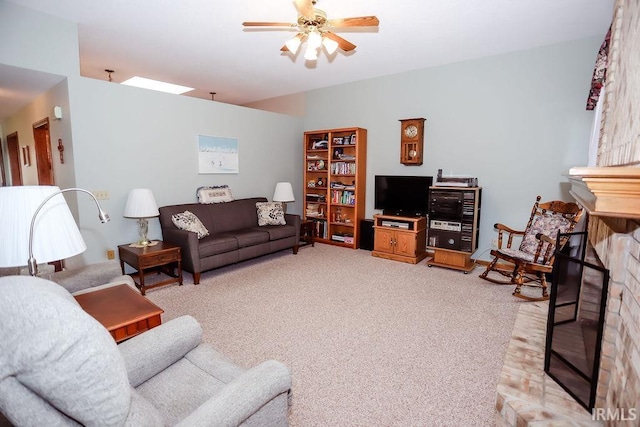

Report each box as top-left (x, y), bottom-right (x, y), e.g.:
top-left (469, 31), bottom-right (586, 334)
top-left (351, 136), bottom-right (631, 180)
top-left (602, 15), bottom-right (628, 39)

top-left (544, 231), bottom-right (610, 410)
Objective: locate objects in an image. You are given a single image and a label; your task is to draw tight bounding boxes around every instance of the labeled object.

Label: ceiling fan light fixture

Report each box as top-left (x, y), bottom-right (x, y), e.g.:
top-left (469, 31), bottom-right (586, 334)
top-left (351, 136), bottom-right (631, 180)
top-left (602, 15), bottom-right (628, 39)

top-left (285, 34), bottom-right (304, 54)
top-left (304, 45), bottom-right (319, 61)
top-left (322, 36), bottom-right (339, 55)
top-left (307, 30), bottom-right (322, 50)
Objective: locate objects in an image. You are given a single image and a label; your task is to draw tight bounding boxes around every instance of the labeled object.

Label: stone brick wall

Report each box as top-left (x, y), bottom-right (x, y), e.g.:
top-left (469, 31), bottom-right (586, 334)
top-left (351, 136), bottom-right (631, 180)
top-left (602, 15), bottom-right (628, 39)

top-left (598, 0), bottom-right (640, 167)
top-left (591, 0), bottom-right (640, 424)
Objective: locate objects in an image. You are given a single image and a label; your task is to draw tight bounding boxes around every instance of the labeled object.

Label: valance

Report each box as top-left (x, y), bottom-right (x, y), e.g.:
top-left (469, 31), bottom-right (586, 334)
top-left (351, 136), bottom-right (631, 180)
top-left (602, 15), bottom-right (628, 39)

top-left (586, 25), bottom-right (611, 110)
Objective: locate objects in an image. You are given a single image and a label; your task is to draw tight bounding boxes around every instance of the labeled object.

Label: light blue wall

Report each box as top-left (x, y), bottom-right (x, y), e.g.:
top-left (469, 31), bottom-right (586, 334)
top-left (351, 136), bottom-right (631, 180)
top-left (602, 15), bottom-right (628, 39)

top-left (302, 37), bottom-right (600, 258)
top-left (0, 0), bottom-right (79, 76)
top-left (68, 78), bottom-right (302, 264)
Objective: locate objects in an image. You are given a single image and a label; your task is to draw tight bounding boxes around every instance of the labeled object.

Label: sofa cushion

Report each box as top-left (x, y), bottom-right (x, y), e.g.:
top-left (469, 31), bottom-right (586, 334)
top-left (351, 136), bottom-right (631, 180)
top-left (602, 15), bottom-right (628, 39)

top-left (256, 202), bottom-right (286, 226)
top-left (197, 185), bottom-right (234, 204)
top-left (198, 234), bottom-right (239, 257)
top-left (252, 224), bottom-right (296, 241)
top-left (208, 198), bottom-right (266, 233)
top-left (172, 211), bottom-right (210, 239)
top-left (234, 229), bottom-right (270, 248)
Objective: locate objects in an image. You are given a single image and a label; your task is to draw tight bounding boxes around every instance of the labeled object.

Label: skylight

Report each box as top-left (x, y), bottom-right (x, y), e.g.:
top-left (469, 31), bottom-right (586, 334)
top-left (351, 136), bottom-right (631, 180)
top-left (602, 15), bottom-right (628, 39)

top-left (121, 76), bottom-right (193, 95)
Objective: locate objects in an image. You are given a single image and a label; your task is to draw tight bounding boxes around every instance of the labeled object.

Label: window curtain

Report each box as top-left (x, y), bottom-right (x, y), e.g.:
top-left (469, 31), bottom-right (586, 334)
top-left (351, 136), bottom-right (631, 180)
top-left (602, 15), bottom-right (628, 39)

top-left (586, 25), bottom-right (611, 110)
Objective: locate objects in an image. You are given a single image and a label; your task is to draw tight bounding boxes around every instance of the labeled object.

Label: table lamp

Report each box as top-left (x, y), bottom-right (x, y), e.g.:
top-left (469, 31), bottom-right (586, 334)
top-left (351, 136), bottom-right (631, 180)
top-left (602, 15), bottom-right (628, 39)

top-left (123, 188), bottom-right (159, 246)
top-left (0, 186), bottom-right (110, 276)
top-left (273, 182), bottom-right (295, 213)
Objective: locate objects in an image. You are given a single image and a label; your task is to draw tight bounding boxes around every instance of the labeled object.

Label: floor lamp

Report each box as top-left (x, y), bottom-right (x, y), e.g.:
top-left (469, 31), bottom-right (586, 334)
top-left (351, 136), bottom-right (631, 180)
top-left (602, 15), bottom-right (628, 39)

top-left (0, 186), bottom-right (110, 276)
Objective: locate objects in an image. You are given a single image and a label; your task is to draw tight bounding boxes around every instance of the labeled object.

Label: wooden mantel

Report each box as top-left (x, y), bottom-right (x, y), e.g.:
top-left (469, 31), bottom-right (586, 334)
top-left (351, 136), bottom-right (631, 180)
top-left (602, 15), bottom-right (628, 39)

top-left (568, 166), bottom-right (640, 219)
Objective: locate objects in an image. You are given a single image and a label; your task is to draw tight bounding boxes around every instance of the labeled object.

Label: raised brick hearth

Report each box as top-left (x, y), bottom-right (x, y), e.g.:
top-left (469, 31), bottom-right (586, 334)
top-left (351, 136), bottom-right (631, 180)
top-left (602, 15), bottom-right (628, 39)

top-left (495, 302), bottom-right (599, 426)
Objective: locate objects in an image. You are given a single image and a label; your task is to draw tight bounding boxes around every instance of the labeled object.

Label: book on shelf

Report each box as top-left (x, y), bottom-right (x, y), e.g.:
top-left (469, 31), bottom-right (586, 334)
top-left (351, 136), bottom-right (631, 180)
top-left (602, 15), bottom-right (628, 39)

top-left (315, 220), bottom-right (328, 239)
top-left (330, 162), bottom-right (356, 175)
top-left (331, 233), bottom-right (354, 244)
top-left (331, 190), bottom-right (355, 205)
top-left (330, 181), bottom-right (355, 190)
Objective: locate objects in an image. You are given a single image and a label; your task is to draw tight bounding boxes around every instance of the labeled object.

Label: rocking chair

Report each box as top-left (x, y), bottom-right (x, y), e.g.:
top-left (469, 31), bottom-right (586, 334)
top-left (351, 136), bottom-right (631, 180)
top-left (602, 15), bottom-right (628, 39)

top-left (479, 195), bottom-right (583, 301)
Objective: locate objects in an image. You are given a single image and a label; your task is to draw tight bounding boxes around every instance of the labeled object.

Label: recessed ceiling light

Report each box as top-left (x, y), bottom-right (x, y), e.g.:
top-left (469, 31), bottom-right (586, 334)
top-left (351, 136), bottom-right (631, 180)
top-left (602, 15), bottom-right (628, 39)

top-left (121, 76), bottom-right (194, 95)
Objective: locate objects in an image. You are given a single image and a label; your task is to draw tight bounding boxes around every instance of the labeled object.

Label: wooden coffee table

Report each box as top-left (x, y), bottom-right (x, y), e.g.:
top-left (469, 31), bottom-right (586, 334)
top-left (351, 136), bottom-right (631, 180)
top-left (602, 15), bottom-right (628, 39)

top-left (74, 284), bottom-right (164, 343)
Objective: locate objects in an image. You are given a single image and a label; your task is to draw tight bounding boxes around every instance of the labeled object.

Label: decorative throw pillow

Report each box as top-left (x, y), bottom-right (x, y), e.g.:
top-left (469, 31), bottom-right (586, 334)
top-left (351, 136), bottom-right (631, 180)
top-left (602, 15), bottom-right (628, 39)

top-left (196, 185), bottom-right (234, 204)
top-left (256, 202), bottom-right (286, 226)
top-left (171, 211), bottom-right (210, 239)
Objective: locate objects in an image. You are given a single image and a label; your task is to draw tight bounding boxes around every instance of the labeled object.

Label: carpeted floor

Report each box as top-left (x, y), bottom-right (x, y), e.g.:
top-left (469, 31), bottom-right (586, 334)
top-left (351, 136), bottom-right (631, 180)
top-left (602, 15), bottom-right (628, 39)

top-left (145, 244), bottom-right (522, 426)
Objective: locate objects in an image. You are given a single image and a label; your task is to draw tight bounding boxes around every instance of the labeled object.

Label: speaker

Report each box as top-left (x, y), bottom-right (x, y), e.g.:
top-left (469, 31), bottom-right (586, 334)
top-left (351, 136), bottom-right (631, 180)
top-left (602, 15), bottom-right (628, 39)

top-left (359, 219), bottom-right (374, 251)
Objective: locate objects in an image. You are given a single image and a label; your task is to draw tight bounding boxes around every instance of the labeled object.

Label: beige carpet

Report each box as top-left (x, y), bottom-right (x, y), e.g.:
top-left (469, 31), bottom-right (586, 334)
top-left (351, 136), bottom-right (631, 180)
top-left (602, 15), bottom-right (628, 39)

top-left (145, 244), bottom-right (522, 426)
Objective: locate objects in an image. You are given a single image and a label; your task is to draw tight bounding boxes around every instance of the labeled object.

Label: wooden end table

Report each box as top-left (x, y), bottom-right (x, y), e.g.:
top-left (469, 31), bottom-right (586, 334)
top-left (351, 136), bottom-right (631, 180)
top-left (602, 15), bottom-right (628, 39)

top-left (74, 284), bottom-right (164, 343)
top-left (300, 219), bottom-right (316, 247)
top-left (118, 241), bottom-right (183, 295)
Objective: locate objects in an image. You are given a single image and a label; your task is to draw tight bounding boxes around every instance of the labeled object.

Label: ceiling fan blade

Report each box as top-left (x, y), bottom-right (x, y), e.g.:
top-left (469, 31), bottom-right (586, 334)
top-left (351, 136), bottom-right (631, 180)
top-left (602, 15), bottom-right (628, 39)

top-left (323, 31), bottom-right (356, 52)
top-left (293, 0), bottom-right (315, 20)
top-left (242, 21), bottom-right (295, 27)
top-left (328, 16), bottom-right (379, 27)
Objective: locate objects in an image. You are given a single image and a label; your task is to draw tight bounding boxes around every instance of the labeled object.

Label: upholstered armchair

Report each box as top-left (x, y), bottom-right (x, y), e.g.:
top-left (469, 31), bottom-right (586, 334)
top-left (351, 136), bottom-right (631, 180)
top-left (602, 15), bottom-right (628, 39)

top-left (0, 260), bottom-right (137, 296)
top-left (46, 260), bottom-right (138, 295)
top-left (0, 276), bottom-right (292, 426)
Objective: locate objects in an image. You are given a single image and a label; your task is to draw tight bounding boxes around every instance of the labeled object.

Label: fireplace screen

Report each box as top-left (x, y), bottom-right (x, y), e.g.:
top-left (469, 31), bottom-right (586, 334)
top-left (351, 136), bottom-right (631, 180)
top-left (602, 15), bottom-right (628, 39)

top-left (544, 231), bottom-right (610, 410)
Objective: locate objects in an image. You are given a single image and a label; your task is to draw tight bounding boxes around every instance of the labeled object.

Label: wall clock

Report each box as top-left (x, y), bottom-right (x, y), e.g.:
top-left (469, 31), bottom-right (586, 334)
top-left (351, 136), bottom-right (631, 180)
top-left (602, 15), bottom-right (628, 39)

top-left (399, 118), bottom-right (426, 165)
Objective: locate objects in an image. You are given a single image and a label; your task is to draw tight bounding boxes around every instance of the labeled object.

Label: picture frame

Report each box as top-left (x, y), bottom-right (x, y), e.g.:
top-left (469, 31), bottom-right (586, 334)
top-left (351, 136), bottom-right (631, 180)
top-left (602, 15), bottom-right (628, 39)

top-left (22, 146), bottom-right (30, 166)
top-left (198, 135), bottom-right (239, 174)
top-left (350, 134), bottom-right (357, 144)
top-left (333, 137), bottom-right (343, 145)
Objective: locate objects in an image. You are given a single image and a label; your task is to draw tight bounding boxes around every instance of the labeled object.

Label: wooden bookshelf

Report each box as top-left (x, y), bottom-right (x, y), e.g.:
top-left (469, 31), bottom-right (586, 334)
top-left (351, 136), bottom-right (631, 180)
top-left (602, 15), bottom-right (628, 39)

top-left (303, 127), bottom-right (367, 249)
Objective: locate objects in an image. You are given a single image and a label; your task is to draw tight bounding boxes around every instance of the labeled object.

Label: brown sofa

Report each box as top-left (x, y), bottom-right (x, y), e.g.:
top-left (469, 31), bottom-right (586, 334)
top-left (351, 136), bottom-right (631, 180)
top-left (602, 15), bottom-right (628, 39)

top-left (159, 197), bottom-right (300, 284)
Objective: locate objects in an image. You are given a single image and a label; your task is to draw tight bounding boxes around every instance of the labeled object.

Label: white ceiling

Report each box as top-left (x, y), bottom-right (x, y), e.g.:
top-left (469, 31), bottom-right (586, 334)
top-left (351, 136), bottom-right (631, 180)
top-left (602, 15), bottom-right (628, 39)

top-left (4, 0), bottom-right (613, 115)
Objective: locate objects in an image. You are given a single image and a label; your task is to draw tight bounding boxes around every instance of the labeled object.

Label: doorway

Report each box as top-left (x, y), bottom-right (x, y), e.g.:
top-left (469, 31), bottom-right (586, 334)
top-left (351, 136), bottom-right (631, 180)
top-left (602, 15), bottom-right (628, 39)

top-left (6, 132), bottom-right (22, 186)
top-left (33, 118), bottom-right (54, 185)
top-left (0, 138), bottom-right (6, 186)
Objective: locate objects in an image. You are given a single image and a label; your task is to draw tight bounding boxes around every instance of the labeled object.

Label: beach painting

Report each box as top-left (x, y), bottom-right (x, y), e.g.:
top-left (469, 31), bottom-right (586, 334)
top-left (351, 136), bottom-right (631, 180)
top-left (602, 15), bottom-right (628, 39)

top-left (198, 135), bottom-right (239, 174)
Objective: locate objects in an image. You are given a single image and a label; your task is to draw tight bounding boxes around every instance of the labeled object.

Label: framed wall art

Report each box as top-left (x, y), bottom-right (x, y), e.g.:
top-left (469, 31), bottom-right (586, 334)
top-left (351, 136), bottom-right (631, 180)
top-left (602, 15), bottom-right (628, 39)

top-left (22, 146), bottom-right (30, 166)
top-left (198, 135), bottom-right (239, 174)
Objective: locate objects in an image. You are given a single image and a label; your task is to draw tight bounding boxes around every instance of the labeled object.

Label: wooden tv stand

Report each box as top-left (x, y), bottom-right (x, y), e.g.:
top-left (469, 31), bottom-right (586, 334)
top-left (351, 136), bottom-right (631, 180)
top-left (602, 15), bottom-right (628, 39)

top-left (372, 215), bottom-right (427, 264)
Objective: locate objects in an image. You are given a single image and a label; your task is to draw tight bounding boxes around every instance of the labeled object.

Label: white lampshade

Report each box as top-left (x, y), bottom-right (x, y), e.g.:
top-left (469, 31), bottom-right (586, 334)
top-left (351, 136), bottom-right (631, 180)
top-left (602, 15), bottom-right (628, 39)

top-left (307, 30), bottom-right (322, 50)
top-left (322, 36), bottom-right (339, 55)
top-left (0, 186), bottom-right (87, 268)
top-left (273, 182), bottom-right (295, 203)
top-left (285, 33), bottom-right (304, 54)
top-left (123, 188), bottom-right (159, 219)
top-left (304, 45), bottom-right (318, 61)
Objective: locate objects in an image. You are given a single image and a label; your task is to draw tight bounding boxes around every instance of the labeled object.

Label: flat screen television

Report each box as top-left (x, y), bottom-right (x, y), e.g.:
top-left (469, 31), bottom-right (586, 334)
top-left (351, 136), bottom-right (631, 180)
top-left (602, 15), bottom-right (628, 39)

top-left (374, 175), bottom-right (433, 217)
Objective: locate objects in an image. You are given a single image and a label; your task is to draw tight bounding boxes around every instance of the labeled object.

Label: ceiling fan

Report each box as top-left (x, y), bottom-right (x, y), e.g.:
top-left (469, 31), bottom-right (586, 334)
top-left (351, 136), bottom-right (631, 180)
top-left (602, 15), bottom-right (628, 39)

top-left (242, 0), bottom-right (379, 60)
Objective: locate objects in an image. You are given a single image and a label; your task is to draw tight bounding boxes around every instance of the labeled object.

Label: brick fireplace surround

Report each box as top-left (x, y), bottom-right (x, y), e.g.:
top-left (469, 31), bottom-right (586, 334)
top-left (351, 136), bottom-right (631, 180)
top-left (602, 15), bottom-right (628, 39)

top-left (496, 0), bottom-right (640, 425)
